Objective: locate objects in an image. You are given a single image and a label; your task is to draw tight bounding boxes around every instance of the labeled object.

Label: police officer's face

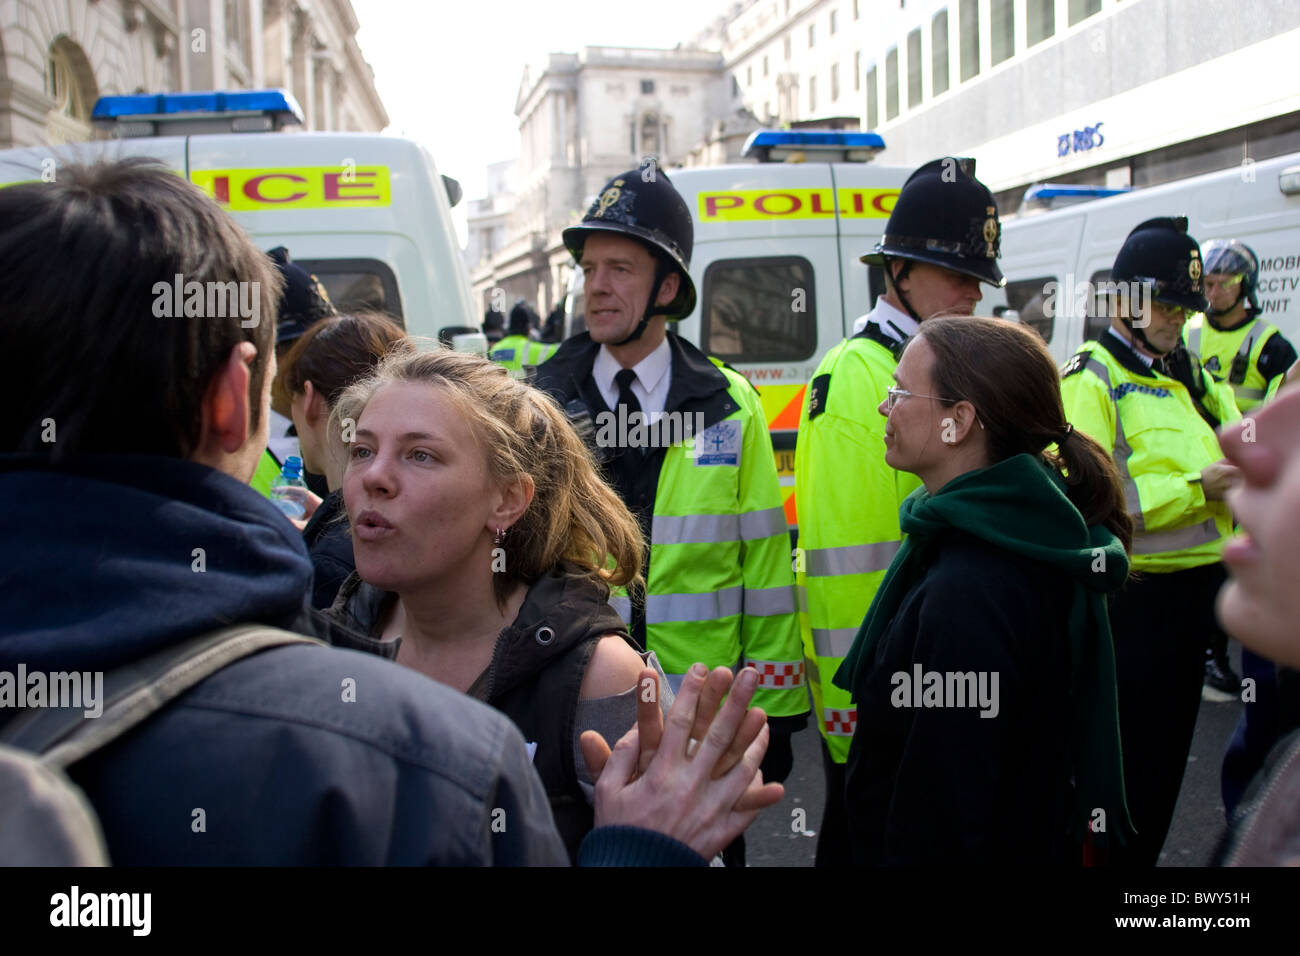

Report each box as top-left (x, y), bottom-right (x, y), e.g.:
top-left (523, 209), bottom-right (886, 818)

top-left (895, 262), bottom-right (983, 319)
top-left (1138, 299), bottom-right (1190, 354)
top-left (1217, 387), bottom-right (1300, 669)
top-left (1204, 272), bottom-right (1244, 314)
top-left (580, 234), bottom-right (679, 345)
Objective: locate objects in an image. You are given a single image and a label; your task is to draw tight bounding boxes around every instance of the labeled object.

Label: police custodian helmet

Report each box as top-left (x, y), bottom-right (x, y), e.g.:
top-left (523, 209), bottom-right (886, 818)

top-left (562, 167), bottom-right (697, 321)
top-left (860, 157), bottom-right (1005, 288)
top-left (1111, 216), bottom-right (1208, 314)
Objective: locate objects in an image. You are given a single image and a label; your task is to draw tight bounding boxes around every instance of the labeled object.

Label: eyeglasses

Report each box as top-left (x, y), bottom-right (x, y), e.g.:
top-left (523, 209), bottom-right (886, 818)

top-left (884, 386), bottom-right (986, 429)
top-left (884, 386), bottom-right (956, 412)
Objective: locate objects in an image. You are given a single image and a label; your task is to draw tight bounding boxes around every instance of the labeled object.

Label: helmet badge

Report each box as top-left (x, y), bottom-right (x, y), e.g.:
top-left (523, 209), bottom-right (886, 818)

top-left (1188, 251), bottom-right (1203, 285)
top-left (981, 206), bottom-right (998, 257)
top-left (595, 179), bottom-right (626, 218)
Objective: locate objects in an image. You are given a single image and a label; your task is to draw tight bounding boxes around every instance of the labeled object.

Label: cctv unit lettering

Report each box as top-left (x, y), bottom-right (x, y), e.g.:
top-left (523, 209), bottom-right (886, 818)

top-left (1257, 252), bottom-right (1300, 315)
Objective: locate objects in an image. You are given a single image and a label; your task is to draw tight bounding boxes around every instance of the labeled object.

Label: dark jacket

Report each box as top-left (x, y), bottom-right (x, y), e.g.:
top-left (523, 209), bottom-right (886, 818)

top-left (843, 530), bottom-right (1077, 866)
top-left (0, 454), bottom-right (700, 865)
top-left (324, 563), bottom-right (635, 862)
top-left (301, 488), bottom-right (354, 610)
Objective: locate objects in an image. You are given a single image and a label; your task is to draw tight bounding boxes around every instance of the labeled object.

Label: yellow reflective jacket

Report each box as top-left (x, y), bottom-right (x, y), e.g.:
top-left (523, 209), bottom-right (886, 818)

top-left (1060, 331), bottom-right (1241, 573)
top-left (794, 327), bottom-right (921, 761)
top-left (1185, 313), bottom-right (1286, 412)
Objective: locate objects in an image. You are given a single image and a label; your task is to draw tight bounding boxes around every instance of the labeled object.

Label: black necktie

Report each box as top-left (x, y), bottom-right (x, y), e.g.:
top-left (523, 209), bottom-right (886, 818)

top-left (614, 368), bottom-right (645, 455)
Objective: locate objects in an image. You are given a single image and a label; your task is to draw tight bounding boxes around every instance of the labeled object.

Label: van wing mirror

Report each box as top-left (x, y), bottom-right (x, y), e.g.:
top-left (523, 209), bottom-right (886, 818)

top-left (442, 175), bottom-right (462, 208)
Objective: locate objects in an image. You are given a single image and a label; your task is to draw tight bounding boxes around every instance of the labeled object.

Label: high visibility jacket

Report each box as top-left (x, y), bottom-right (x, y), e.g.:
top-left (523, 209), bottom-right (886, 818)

top-left (251, 449), bottom-right (283, 498)
top-left (533, 332), bottom-right (808, 721)
top-left (794, 328), bottom-right (921, 762)
top-left (1060, 332), bottom-right (1241, 573)
top-left (491, 335), bottom-right (558, 378)
top-left (1185, 313), bottom-right (1291, 412)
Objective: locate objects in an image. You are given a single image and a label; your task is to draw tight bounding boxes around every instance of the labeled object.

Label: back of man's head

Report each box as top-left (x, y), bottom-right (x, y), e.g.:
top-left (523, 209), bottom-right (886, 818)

top-left (0, 158), bottom-right (282, 460)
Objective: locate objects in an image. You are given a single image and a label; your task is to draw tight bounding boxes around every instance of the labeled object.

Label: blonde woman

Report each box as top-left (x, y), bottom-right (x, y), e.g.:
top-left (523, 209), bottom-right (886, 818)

top-left (324, 348), bottom-right (671, 861)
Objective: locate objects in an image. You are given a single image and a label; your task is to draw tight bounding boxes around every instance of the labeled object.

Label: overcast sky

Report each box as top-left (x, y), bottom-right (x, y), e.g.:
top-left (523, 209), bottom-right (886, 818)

top-left (351, 0), bottom-right (736, 242)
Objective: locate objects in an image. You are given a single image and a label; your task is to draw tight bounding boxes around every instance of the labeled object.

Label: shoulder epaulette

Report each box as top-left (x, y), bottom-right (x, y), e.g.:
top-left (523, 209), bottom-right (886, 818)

top-left (1061, 349), bottom-right (1093, 379)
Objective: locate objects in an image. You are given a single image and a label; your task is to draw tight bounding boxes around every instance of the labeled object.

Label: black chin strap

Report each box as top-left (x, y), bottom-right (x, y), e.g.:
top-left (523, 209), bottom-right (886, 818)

top-left (885, 257), bottom-right (924, 324)
top-left (613, 260), bottom-right (671, 347)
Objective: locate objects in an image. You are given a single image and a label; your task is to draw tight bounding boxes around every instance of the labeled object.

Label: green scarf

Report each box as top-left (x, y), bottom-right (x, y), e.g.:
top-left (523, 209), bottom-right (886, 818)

top-left (833, 453), bottom-right (1134, 844)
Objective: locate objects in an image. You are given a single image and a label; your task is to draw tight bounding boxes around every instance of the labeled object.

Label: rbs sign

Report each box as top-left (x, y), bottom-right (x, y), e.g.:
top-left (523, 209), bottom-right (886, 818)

top-left (1057, 122), bottom-right (1105, 158)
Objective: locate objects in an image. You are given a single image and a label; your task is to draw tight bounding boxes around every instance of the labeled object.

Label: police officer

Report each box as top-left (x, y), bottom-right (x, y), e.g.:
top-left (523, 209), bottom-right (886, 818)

top-left (534, 168), bottom-right (807, 865)
top-left (1060, 217), bottom-right (1241, 866)
top-left (490, 300), bottom-right (557, 378)
top-left (1187, 239), bottom-right (1296, 412)
top-left (794, 156), bottom-right (1004, 866)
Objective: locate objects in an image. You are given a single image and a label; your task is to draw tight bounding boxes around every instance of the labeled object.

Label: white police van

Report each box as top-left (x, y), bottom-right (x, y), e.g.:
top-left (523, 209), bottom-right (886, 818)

top-left (987, 152), bottom-right (1300, 363)
top-left (0, 90), bottom-right (478, 345)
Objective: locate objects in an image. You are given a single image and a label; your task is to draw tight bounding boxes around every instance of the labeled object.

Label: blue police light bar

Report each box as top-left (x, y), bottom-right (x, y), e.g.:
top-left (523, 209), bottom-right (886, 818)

top-left (1022, 184), bottom-right (1130, 204)
top-left (93, 89), bottom-right (303, 135)
top-left (742, 129), bottom-right (886, 163)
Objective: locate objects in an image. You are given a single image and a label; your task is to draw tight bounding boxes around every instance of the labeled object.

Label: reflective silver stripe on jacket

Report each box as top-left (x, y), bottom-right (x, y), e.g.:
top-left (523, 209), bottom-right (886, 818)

top-left (1132, 517), bottom-right (1221, 555)
top-left (646, 587), bottom-right (743, 623)
top-left (1232, 383), bottom-right (1266, 401)
top-left (652, 506), bottom-right (786, 546)
top-left (812, 627), bottom-right (858, 658)
top-left (804, 540), bottom-right (901, 577)
top-left (744, 584), bottom-right (797, 617)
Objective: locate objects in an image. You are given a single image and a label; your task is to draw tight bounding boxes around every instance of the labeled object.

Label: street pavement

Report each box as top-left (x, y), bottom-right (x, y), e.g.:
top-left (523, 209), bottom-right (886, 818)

top-left (747, 648), bottom-right (1246, 867)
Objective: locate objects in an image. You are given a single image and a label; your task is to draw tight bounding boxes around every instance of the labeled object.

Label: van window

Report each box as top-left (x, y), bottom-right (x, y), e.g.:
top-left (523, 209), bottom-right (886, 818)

top-left (1085, 269), bottom-right (1112, 342)
top-left (1004, 276), bottom-right (1055, 343)
top-left (296, 258), bottom-right (403, 323)
top-left (701, 256), bottom-right (817, 363)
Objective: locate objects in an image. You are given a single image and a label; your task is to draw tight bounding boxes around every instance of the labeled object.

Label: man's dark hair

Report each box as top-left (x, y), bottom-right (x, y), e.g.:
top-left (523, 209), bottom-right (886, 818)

top-left (0, 158), bottom-right (282, 459)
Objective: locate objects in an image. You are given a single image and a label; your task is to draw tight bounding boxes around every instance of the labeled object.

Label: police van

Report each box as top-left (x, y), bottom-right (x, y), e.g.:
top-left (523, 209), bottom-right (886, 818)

top-left (986, 151), bottom-right (1300, 364)
top-left (564, 131), bottom-right (915, 526)
top-left (0, 89), bottom-right (477, 344)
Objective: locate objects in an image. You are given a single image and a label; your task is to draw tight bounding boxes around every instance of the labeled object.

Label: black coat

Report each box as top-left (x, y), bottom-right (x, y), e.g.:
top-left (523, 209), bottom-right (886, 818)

top-left (301, 488), bottom-right (354, 610)
top-left (843, 530), bottom-right (1078, 866)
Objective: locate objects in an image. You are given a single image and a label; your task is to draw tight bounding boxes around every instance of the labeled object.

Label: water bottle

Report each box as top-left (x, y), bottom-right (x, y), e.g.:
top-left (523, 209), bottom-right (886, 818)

top-left (272, 456), bottom-right (308, 520)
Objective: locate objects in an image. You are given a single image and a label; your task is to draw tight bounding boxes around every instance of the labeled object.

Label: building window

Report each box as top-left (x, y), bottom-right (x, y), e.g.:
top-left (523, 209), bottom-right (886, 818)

top-left (932, 10), bottom-right (950, 95)
top-left (747, 65), bottom-right (753, 86)
top-left (785, 0), bottom-right (790, 13)
top-left (763, 55), bottom-right (769, 77)
top-left (641, 112), bottom-right (661, 156)
top-left (809, 24), bottom-right (816, 47)
top-left (831, 63), bottom-right (840, 101)
top-left (885, 48), bottom-right (899, 121)
top-left (733, 75), bottom-right (741, 97)
top-left (641, 79), bottom-right (655, 94)
top-left (1069, 0), bottom-right (1102, 26)
top-left (46, 37), bottom-right (95, 124)
top-left (854, 50), bottom-right (861, 90)
top-left (854, 0), bottom-right (860, 19)
top-left (809, 75), bottom-right (817, 112)
top-left (866, 65), bottom-right (878, 129)
top-left (991, 0), bottom-right (1015, 66)
top-left (785, 35), bottom-right (792, 60)
top-left (907, 28), bottom-right (922, 108)
top-left (830, 9), bottom-right (838, 34)
top-left (1027, 0), bottom-right (1055, 46)
top-left (960, 0), bottom-right (980, 82)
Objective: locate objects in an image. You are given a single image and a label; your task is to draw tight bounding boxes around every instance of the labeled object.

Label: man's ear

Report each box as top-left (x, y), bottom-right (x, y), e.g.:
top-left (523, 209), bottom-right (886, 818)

top-left (200, 342), bottom-right (257, 455)
top-left (655, 269), bottom-right (681, 308)
top-left (490, 474), bottom-right (535, 532)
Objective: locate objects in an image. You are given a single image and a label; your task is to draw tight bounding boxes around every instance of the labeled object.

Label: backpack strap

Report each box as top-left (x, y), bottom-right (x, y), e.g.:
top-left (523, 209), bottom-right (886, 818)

top-left (0, 625), bottom-right (321, 768)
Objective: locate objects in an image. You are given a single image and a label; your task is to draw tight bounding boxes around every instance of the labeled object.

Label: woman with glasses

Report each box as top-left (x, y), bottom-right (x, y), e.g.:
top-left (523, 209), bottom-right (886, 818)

top-left (833, 316), bottom-right (1135, 865)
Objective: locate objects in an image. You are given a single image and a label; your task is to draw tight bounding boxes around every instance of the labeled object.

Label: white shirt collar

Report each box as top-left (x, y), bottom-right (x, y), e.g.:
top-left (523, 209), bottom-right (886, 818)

top-left (593, 335), bottom-right (672, 398)
top-left (865, 298), bottom-right (920, 344)
top-left (1107, 326), bottom-right (1155, 368)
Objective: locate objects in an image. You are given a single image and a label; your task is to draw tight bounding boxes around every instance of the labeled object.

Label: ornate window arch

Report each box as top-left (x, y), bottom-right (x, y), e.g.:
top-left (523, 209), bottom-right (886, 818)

top-left (46, 36), bottom-right (97, 125)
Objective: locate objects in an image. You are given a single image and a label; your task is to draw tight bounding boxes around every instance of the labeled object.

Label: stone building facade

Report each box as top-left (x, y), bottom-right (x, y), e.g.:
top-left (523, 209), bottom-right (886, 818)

top-left (1, 0), bottom-right (387, 150)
